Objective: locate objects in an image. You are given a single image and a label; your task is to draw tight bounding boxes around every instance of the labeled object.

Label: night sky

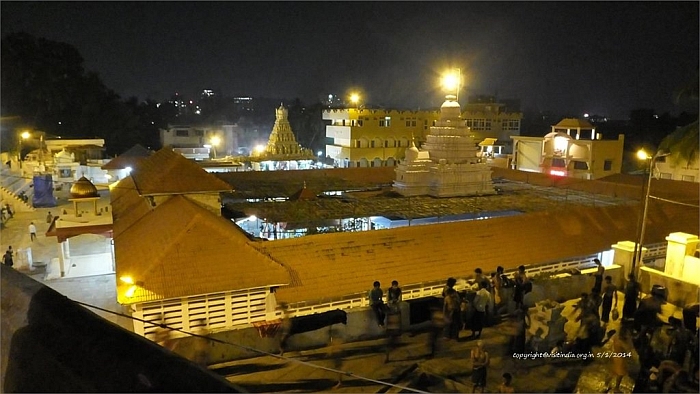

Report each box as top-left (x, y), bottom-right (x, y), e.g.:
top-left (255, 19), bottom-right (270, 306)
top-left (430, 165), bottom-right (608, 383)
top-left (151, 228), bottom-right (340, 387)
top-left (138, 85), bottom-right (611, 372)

top-left (2, 2), bottom-right (698, 118)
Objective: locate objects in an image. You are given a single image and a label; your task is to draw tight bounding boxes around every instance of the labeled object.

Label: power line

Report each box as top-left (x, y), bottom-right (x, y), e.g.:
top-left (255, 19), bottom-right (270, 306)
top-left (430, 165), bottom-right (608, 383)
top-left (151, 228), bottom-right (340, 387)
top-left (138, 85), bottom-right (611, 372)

top-left (73, 299), bottom-right (428, 394)
top-left (649, 195), bottom-right (700, 208)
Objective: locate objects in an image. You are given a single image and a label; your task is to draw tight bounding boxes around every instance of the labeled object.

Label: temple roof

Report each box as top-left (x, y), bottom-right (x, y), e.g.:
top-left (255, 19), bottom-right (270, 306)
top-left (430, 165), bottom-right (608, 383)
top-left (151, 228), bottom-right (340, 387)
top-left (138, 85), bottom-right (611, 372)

top-left (258, 201), bottom-right (698, 305)
top-left (130, 147), bottom-right (233, 196)
top-left (101, 144), bottom-right (152, 170)
top-left (114, 194), bottom-right (290, 305)
top-left (288, 182), bottom-right (317, 201)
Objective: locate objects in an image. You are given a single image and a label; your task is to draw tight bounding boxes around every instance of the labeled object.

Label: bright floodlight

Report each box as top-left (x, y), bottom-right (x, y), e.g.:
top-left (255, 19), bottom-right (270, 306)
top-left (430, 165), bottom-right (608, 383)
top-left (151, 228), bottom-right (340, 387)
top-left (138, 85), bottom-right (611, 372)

top-left (210, 135), bottom-right (221, 146)
top-left (350, 93), bottom-right (360, 105)
top-left (254, 144), bottom-right (266, 154)
top-left (21, 131), bottom-right (31, 139)
top-left (441, 71), bottom-right (460, 92)
top-left (119, 276), bottom-right (134, 285)
top-left (636, 149), bottom-right (650, 160)
top-left (317, 151), bottom-right (323, 156)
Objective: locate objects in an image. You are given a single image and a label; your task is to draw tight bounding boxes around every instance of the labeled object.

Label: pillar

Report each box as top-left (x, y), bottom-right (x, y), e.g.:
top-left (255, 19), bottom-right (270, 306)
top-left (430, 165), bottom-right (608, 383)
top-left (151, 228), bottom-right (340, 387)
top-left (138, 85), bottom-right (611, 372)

top-left (665, 232), bottom-right (699, 278)
top-left (612, 241), bottom-right (647, 283)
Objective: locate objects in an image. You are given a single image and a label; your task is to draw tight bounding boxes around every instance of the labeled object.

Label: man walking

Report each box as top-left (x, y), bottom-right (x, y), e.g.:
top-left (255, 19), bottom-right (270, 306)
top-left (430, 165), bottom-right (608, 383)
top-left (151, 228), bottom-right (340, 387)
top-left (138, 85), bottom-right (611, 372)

top-left (28, 222), bottom-right (37, 241)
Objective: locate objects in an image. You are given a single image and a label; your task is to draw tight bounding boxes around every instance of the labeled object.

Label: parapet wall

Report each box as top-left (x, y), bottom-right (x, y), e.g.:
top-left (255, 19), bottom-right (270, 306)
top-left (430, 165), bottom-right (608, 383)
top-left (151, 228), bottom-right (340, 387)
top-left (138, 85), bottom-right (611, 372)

top-left (0, 266), bottom-right (240, 392)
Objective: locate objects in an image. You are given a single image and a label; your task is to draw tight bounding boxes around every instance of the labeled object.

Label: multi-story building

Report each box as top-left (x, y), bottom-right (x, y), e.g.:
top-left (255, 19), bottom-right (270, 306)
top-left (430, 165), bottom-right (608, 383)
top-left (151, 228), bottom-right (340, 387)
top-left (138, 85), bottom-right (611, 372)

top-left (510, 118), bottom-right (625, 180)
top-left (324, 99), bottom-right (522, 168)
top-left (323, 108), bottom-right (439, 168)
top-left (160, 124), bottom-right (241, 160)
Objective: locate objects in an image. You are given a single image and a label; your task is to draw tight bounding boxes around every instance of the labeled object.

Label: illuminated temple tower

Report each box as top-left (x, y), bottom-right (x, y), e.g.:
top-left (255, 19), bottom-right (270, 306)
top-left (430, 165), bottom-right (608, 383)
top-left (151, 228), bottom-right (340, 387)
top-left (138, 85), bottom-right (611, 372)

top-left (393, 95), bottom-right (496, 197)
top-left (259, 104), bottom-right (314, 160)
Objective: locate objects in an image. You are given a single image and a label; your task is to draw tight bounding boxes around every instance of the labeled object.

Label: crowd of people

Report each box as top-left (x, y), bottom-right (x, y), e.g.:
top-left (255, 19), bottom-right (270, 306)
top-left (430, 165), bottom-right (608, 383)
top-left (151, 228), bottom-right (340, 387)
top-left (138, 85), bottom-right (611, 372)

top-left (365, 262), bottom-right (699, 393)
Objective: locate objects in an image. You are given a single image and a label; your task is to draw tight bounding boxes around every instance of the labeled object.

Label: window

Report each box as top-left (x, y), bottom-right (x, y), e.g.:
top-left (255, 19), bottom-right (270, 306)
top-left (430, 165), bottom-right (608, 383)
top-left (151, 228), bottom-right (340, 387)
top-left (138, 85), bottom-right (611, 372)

top-left (355, 140), bottom-right (361, 148)
top-left (351, 120), bottom-right (356, 126)
top-left (604, 160), bottom-right (612, 171)
top-left (370, 140), bottom-right (375, 148)
top-left (502, 120), bottom-right (520, 131)
top-left (485, 120), bottom-right (492, 130)
top-left (176, 129), bottom-right (189, 137)
top-left (405, 117), bottom-right (417, 127)
top-left (194, 130), bottom-right (204, 137)
top-left (682, 175), bottom-right (695, 182)
top-left (358, 119), bottom-right (364, 127)
top-left (552, 158), bottom-right (566, 168)
top-left (660, 172), bottom-right (672, 179)
top-left (573, 161), bottom-right (588, 170)
top-left (379, 117), bottom-right (391, 127)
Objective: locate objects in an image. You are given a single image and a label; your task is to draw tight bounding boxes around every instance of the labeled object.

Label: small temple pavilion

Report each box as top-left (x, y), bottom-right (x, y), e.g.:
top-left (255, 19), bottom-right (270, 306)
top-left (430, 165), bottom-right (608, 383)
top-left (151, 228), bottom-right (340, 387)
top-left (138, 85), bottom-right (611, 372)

top-left (393, 95), bottom-right (496, 197)
top-left (46, 176), bottom-right (113, 278)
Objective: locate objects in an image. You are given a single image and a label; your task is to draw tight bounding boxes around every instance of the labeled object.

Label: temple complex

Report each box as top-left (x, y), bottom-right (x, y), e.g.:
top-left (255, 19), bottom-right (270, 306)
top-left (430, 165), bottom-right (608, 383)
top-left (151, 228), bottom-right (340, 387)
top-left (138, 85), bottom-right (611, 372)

top-left (252, 104), bottom-right (314, 165)
top-left (393, 95), bottom-right (496, 197)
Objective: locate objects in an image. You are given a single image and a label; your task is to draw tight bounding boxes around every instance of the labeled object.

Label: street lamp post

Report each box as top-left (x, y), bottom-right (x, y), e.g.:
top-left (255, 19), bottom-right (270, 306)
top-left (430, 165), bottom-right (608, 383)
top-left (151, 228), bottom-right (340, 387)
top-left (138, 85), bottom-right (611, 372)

top-left (441, 68), bottom-right (462, 103)
top-left (18, 131), bottom-right (30, 169)
top-left (631, 150), bottom-right (670, 273)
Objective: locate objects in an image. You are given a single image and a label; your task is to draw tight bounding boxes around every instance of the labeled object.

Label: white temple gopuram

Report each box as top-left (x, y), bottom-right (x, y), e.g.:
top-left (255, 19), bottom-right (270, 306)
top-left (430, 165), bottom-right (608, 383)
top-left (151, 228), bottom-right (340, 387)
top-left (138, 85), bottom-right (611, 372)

top-left (393, 95), bottom-right (496, 197)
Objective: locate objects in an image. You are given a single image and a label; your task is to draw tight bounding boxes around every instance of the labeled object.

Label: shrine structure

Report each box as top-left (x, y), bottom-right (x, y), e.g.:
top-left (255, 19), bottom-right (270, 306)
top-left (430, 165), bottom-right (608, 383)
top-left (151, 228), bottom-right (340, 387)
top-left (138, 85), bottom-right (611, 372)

top-left (393, 95), bottom-right (496, 197)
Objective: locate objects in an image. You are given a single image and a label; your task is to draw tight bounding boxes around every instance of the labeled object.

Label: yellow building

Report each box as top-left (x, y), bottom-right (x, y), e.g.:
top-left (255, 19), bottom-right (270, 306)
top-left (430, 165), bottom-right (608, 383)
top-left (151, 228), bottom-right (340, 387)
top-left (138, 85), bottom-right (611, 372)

top-left (324, 102), bottom-right (522, 168)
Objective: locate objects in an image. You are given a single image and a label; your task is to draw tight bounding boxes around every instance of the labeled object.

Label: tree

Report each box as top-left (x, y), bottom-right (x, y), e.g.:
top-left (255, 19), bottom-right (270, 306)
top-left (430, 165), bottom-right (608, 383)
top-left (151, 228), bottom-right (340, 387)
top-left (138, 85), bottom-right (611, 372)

top-left (1, 32), bottom-right (141, 155)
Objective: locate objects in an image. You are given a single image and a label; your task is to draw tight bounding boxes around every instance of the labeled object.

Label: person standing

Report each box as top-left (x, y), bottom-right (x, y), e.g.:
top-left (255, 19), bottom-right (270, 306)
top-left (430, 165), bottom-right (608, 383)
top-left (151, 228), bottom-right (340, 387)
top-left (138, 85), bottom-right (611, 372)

top-left (592, 258), bottom-right (605, 294)
top-left (622, 273), bottom-right (640, 320)
top-left (470, 340), bottom-right (489, 393)
top-left (443, 287), bottom-right (461, 340)
top-left (28, 222), bottom-right (37, 241)
top-left (471, 281), bottom-right (491, 339)
top-left (600, 275), bottom-right (618, 324)
top-left (3, 247), bottom-right (14, 267)
top-left (46, 211), bottom-right (53, 224)
top-left (369, 281), bottom-right (386, 327)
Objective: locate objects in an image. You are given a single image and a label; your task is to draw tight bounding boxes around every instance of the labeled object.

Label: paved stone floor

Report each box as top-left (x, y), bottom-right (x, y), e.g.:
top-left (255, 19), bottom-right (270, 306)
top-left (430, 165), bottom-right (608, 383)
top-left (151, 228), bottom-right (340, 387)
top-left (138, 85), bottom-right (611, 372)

top-left (0, 184), bottom-right (132, 331)
top-left (211, 299), bottom-right (688, 393)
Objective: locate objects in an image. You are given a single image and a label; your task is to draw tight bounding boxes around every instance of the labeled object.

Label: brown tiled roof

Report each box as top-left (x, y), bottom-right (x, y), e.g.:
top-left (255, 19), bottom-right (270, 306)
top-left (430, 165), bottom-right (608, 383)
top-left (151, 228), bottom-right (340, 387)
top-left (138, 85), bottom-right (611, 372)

top-left (101, 144), bottom-right (152, 170)
top-left (216, 167), bottom-right (395, 198)
top-left (110, 177), bottom-right (154, 238)
top-left (114, 195), bottom-right (289, 305)
top-left (289, 183), bottom-right (317, 201)
top-left (258, 202), bottom-right (698, 305)
top-left (131, 147), bottom-right (233, 196)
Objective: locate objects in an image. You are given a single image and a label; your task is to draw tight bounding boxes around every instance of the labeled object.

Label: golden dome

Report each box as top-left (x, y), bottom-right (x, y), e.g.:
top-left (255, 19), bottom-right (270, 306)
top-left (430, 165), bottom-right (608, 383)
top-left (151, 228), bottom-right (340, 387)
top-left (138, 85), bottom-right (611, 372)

top-left (70, 176), bottom-right (99, 198)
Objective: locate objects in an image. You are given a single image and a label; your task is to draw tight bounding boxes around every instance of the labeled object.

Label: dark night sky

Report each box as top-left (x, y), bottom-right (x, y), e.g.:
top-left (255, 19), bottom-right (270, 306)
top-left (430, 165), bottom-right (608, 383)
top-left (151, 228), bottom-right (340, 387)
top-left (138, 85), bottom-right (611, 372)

top-left (2, 2), bottom-right (698, 118)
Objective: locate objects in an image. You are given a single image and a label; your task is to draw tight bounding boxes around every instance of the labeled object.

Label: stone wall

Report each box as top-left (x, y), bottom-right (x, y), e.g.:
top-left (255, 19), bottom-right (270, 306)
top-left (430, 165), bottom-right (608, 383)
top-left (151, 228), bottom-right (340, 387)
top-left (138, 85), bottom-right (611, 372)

top-left (638, 266), bottom-right (700, 307)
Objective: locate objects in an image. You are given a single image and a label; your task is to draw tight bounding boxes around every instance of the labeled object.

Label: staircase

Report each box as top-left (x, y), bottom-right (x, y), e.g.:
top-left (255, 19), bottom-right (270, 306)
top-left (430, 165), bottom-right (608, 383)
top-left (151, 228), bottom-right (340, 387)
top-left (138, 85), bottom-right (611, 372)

top-left (0, 168), bottom-right (35, 212)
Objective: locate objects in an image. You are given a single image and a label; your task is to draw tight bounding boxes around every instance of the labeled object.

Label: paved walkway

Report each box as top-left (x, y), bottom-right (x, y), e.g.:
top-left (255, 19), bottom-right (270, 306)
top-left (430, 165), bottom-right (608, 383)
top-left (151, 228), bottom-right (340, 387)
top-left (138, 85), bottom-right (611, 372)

top-left (0, 181), bottom-right (132, 331)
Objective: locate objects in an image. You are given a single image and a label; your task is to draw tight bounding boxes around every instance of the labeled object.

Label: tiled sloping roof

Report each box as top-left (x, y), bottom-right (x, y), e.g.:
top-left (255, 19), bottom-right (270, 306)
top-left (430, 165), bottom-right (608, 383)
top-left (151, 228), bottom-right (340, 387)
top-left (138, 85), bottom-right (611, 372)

top-left (115, 195), bottom-right (289, 304)
top-left (554, 118), bottom-right (595, 129)
top-left (131, 147), bottom-right (233, 195)
top-left (289, 184), bottom-right (317, 201)
top-left (101, 144), bottom-right (152, 170)
top-left (258, 202), bottom-right (699, 305)
top-left (110, 177), bottom-right (154, 238)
